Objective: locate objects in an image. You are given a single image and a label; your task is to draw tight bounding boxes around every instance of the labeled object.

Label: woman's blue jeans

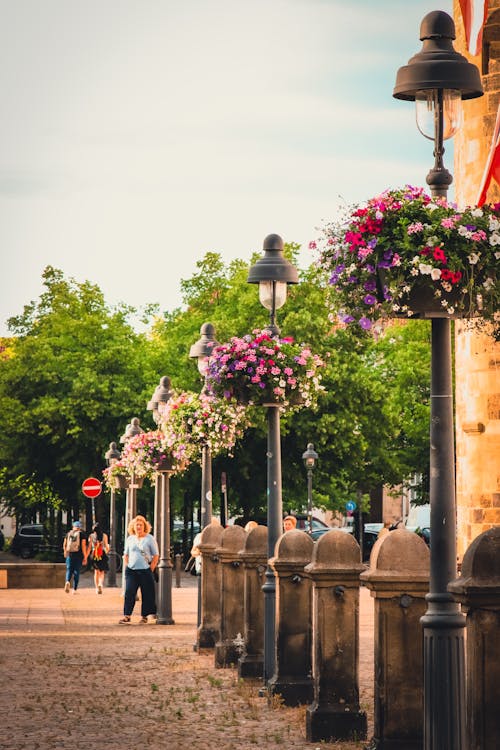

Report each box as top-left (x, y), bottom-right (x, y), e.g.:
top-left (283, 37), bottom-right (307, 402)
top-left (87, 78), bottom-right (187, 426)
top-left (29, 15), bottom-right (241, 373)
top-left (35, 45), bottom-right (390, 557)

top-left (124, 567), bottom-right (157, 617)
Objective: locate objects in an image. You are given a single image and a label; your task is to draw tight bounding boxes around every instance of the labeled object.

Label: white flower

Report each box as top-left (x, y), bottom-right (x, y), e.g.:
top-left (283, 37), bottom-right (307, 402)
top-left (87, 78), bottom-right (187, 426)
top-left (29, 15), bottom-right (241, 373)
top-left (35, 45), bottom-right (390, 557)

top-left (419, 263), bottom-right (432, 275)
top-left (483, 277), bottom-right (494, 290)
top-left (468, 252), bottom-right (481, 265)
top-left (375, 210), bottom-right (383, 220)
top-left (471, 208), bottom-right (483, 217)
top-left (489, 217), bottom-right (500, 231)
top-left (410, 267), bottom-right (419, 276)
top-left (425, 235), bottom-right (439, 246)
top-left (412, 255), bottom-right (420, 265)
top-left (447, 306), bottom-right (455, 315)
top-left (490, 233), bottom-right (500, 246)
top-left (495, 251), bottom-right (500, 259)
top-left (431, 268), bottom-right (441, 280)
top-left (428, 203), bottom-right (439, 212)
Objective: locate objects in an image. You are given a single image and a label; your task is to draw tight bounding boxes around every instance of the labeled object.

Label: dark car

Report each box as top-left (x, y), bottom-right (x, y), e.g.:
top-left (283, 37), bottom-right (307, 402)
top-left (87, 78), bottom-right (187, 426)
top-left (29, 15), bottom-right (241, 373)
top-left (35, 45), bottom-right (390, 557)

top-left (11, 524), bottom-right (50, 559)
top-left (307, 525), bottom-right (378, 563)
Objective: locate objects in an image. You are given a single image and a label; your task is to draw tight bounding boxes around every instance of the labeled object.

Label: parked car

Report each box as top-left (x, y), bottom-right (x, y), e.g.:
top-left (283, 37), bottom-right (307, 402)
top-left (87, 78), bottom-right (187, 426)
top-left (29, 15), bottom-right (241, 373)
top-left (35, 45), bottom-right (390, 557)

top-left (294, 514), bottom-right (331, 533)
top-left (306, 524), bottom-right (378, 563)
top-left (11, 524), bottom-right (51, 559)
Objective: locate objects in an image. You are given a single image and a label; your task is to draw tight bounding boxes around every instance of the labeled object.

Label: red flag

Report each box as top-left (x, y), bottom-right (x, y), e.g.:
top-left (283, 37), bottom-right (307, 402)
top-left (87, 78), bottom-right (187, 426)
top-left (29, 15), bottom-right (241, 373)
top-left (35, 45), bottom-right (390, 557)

top-left (459, 0), bottom-right (489, 56)
top-left (477, 101), bottom-right (500, 206)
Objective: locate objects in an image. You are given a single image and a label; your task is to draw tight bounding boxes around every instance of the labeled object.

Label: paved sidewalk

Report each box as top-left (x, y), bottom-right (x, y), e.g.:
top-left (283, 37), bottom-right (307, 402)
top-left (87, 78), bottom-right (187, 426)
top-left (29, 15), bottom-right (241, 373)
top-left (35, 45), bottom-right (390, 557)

top-left (0, 572), bottom-right (374, 750)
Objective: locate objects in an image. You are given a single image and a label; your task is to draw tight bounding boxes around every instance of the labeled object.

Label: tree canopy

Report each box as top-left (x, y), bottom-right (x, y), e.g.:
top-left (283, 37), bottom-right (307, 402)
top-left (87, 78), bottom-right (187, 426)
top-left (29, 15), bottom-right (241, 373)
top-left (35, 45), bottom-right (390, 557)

top-left (0, 253), bottom-right (432, 531)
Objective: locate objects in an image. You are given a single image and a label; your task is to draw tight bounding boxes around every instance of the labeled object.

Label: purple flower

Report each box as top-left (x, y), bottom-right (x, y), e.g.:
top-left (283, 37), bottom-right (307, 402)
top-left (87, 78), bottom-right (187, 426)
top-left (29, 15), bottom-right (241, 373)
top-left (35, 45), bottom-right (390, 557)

top-left (340, 314), bottom-right (355, 323)
top-left (363, 279), bottom-right (377, 292)
top-left (359, 317), bottom-right (373, 330)
top-left (366, 263), bottom-right (375, 273)
top-left (363, 294), bottom-right (377, 305)
top-left (378, 259), bottom-right (391, 269)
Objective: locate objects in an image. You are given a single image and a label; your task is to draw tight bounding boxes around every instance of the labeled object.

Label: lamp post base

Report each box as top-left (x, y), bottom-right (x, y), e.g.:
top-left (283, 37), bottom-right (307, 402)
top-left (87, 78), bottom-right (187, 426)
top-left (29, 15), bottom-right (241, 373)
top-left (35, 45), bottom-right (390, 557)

top-left (421, 594), bottom-right (466, 750)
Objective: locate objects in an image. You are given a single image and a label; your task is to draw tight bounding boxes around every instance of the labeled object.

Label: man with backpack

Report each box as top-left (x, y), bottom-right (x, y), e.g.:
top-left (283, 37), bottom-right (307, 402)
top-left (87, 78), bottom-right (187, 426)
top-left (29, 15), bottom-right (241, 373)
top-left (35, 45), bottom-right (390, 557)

top-left (63, 520), bottom-right (88, 594)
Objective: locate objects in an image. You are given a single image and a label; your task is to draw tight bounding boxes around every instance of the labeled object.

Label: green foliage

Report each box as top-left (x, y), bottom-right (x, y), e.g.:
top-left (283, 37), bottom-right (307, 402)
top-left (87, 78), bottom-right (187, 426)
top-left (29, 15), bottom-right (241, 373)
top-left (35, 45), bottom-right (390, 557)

top-left (0, 251), bottom-right (432, 526)
top-left (0, 266), bottom-right (158, 516)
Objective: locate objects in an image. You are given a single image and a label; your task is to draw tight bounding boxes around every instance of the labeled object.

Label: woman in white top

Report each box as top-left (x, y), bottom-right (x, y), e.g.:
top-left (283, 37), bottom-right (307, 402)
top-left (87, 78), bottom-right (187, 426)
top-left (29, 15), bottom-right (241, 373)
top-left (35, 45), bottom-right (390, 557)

top-left (119, 515), bottom-right (159, 625)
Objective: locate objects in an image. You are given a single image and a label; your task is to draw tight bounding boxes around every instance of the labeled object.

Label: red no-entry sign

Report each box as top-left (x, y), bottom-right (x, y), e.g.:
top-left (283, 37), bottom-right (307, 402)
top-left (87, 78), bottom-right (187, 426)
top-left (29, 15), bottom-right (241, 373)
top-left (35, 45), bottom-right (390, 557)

top-left (82, 477), bottom-right (102, 498)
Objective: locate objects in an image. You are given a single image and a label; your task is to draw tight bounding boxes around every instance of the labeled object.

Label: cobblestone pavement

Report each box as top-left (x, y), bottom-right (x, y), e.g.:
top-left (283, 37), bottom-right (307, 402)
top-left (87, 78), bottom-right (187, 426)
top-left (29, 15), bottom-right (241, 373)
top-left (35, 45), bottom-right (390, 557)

top-left (0, 568), bottom-right (374, 750)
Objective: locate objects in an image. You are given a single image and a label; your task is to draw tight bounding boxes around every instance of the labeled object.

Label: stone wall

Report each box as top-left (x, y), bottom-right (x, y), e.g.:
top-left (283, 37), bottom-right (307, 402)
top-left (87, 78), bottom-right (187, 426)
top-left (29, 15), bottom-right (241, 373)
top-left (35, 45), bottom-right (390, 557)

top-left (0, 563), bottom-right (66, 588)
top-left (453, 0), bottom-right (500, 558)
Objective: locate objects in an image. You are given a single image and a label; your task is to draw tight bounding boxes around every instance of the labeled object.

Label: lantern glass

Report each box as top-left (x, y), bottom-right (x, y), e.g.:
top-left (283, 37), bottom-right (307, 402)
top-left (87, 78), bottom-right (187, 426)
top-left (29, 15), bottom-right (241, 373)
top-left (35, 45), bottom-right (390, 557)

top-left (258, 280), bottom-right (287, 311)
top-left (415, 89), bottom-right (462, 141)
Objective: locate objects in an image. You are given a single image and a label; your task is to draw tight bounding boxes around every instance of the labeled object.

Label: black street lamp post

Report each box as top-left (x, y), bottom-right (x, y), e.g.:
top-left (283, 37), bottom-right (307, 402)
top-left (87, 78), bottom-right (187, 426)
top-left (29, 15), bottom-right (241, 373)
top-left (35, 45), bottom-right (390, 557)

top-left (105, 441), bottom-right (121, 587)
top-left (247, 233), bottom-right (298, 684)
top-left (147, 376), bottom-right (173, 535)
top-left (189, 322), bottom-right (219, 528)
top-left (147, 376), bottom-right (174, 625)
top-left (119, 417), bottom-right (144, 523)
top-left (302, 443), bottom-right (318, 533)
top-left (394, 12), bottom-right (483, 749)
top-left (156, 468), bottom-right (174, 625)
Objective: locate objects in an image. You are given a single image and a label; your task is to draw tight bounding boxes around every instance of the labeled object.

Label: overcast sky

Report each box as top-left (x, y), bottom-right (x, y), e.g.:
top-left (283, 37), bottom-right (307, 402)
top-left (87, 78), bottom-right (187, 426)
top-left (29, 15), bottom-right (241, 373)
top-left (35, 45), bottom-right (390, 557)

top-left (0, 0), bottom-right (457, 336)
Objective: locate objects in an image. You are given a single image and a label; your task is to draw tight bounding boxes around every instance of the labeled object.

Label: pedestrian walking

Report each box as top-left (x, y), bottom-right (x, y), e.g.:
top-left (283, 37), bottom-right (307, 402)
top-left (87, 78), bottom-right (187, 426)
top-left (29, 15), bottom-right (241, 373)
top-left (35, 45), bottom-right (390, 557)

top-left (63, 520), bottom-right (88, 594)
top-left (119, 515), bottom-right (159, 624)
top-left (88, 522), bottom-right (110, 594)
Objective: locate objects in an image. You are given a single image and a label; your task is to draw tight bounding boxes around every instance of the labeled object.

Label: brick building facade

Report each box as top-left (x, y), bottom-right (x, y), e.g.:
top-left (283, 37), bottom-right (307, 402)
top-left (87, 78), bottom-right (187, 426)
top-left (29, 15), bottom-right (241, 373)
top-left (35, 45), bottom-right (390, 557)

top-left (453, 0), bottom-right (500, 558)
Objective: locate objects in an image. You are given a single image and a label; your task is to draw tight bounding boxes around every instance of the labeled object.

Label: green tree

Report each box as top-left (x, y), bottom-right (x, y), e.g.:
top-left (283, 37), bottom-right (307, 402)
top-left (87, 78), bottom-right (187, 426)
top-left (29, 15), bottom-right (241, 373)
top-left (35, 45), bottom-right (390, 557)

top-left (0, 266), bottom-right (158, 520)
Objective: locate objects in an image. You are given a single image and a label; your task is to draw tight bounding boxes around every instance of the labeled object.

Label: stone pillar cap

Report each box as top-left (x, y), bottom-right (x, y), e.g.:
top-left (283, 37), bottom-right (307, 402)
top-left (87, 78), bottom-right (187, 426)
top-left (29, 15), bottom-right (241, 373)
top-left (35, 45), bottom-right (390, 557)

top-left (199, 522), bottom-right (224, 548)
top-left (305, 528), bottom-right (363, 576)
top-left (215, 524), bottom-right (247, 559)
top-left (360, 528), bottom-right (429, 586)
top-left (272, 529), bottom-right (314, 563)
top-left (449, 527), bottom-right (500, 601)
top-left (240, 525), bottom-right (267, 556)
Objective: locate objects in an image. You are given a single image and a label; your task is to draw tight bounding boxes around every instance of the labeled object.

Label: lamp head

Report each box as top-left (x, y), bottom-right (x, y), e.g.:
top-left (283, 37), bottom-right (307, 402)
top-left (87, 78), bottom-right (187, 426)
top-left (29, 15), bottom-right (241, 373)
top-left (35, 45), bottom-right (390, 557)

top-left (120, 417), bottom-right (143, 443)
top-left (189, 323), bottom-right (218, 375)
top-left (393, 11), bottom-right (483, 102)
top-left (105, 441), bottom-right (121, 466)
top-left (302, 442), bottom-right (318, 469)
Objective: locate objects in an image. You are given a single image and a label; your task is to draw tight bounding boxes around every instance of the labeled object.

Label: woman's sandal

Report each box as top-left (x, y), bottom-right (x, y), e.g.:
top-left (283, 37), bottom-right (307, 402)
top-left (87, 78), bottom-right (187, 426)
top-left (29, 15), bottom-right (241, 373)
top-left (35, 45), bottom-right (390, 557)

top-left (118, 616), bottom-right (131, 624)
top-left (139, 617), bottom-right (148, 624)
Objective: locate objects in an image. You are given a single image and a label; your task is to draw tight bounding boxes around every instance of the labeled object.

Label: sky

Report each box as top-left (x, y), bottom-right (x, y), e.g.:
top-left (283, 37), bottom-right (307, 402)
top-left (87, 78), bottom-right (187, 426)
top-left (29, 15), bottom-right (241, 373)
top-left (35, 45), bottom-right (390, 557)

top-left (0, 0), bottom-right (457, 337)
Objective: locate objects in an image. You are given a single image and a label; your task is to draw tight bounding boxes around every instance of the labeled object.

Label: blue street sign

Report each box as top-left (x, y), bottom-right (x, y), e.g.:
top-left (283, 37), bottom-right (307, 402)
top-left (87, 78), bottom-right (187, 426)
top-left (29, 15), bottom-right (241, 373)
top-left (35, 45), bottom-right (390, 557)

top-left (345, 500), bottom-right (357, 512)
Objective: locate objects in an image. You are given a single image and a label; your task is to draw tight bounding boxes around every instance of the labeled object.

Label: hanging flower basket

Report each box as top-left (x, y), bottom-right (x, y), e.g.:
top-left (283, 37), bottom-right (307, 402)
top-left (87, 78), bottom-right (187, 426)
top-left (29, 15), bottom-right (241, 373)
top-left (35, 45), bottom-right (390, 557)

top-left (376, 269), bottom-right (465, 318)
top-left (314, 185), bottom-right (500, 338)
top-left (115, 474), bottom-right (130, 490)
top-left (205, 329), bottom-right (325, 409)
top-left (112, 430), bottom-right (189, 484)
top-left (158, 390), bottom-right (250, 458)
top-left (154, 456), bottom-right (175, 472)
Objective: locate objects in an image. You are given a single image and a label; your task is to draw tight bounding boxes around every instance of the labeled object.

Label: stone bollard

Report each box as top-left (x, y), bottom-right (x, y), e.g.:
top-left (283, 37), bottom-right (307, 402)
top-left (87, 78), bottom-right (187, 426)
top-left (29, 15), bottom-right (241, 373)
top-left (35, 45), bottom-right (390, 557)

top-left (268, 529), bottom-right (314, 705)
top-left (305, 529), bottom-right (367, 743)
top-left (448, 527), bottom-right (500, 750)
top-left (238, 524), bottom-right (268, 679)
top-left (360, 528), bottom-right (430, 750)
top-left (214, 524), bottom-right (247, 668)
top-left (197, 522), bottom-right (224, 649)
